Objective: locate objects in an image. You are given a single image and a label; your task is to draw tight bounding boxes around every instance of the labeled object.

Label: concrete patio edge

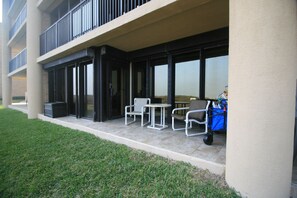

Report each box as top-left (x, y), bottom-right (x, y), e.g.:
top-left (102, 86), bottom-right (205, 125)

top-left (8, 104), bottom-right (28, 114)
top-left (38, 114), bottom-right (226, 175)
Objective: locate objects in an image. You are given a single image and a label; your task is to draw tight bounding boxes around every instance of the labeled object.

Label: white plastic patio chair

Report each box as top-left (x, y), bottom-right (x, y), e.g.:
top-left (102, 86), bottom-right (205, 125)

top-left (125, 98), bottom-right (151, 126)
top-left (171, 100), bottom-right (210, 137)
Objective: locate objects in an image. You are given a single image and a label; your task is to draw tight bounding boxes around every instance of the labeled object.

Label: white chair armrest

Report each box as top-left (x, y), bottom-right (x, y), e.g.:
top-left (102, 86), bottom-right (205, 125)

top-left (141, 106), bottom-right (149, 114)
top-left (186, 109), bottom-right (207, 119)
top-left (172, 107), bottom-right (189, 114)
top-left (125, 105), bottom-right (135, 113)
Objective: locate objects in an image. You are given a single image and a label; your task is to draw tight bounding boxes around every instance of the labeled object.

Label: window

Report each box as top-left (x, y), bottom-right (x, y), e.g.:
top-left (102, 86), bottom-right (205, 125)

top-left (83, 63), bottom-right (94, 118)
top-left (50, 7), bottom-right (59, 25)
top-left (150, 59), bottom-right (168, 103)
top-left (175, 57), bottom-right (200, 102)
top-left (59, 0), bottom-right (68, 18)
top-left (70, 0), bottom-right (81, 10)
top-left (205, 55), bottom-right (228, 99)
top-left (133, 61), bottom-right (146, 98)
top-left (50, 0), bottom-right (80, 25)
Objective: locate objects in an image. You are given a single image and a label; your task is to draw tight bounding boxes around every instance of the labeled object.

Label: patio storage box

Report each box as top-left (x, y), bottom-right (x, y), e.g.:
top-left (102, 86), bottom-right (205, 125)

top-left (44, 102), bottom-right (67, 118)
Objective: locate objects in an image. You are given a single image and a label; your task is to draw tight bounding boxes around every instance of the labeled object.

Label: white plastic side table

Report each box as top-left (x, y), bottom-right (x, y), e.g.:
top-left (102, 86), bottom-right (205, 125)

top-left (145, 103), bottom-right (171, 130)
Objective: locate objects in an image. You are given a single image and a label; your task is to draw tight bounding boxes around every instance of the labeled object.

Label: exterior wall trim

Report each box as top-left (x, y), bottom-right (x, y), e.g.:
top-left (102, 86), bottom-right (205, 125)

top-left (43, 48), bottom-right (95, 69)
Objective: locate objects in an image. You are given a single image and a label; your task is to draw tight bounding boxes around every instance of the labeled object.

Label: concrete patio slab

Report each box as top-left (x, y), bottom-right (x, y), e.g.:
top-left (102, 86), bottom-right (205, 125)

top-left (38, 114), bottom-right (226, 175)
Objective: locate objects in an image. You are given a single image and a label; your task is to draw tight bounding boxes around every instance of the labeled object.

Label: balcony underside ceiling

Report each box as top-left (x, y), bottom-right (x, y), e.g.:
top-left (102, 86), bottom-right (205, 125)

top-left (38, 0), bottom-right (229, 64)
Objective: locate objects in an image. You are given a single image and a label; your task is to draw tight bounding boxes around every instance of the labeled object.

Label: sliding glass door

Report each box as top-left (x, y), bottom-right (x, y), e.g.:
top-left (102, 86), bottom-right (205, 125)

top-left (67, 66), bottom-right (77, 115)
top-left (83, 63), bottom-right (94, 118)
top-left (107, 60), bottom-right (126, 119)
top-left (67, 62), bottom-right (94, 119)
top-left (132, 61), bottom-right (147, 98)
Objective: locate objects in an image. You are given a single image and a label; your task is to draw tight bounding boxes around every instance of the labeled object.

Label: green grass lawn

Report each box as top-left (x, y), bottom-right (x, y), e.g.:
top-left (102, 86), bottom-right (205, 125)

top-left (0, 107), bottom-right (239, 197)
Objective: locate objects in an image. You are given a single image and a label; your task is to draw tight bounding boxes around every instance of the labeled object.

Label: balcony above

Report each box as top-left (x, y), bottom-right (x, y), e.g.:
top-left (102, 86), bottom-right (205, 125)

top-left (9, 48), bottom-right (27, 75)
top-left (38, 0), bottom-right (229, 64)
top-left (9, 4), bottom-right (27, 42)
top-left (8, 0), bottom-right (26, 19)
top-left (39, 0), bottom-right (151, 56)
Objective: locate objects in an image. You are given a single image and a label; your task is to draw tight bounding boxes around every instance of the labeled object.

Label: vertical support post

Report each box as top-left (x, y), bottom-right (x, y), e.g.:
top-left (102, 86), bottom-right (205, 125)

top-left (226, 1), bottom-right (297, 197)
top-left (2, 0), bottom-right (12, 107)
top-left (167, 54), bottom-right (174, 123)
top-left (199, 49), bottom-right (205, 99)
top-left (27, 0), bottom-right (43, 118)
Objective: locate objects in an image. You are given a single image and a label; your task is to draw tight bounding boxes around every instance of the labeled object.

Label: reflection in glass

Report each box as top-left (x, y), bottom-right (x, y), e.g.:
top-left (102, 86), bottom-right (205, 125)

top-left (133, 62), bottom-right (146, 98)
top-left (84, 63), bottom-right (94, 118)
top-left (48, 70), bottom-right (55, 102)
top-left (111, 65), bottom-right (123, 117)
top-left (56, 68), bottom-right (65, 101)
top-left (175, 60), bottom-right (200, 102)
top-left (153, 64), bottom-right (168, 103)
top-left (205, 55), bottom-right (228, 99)
top-left (68, 66), bottom-right (76, 115)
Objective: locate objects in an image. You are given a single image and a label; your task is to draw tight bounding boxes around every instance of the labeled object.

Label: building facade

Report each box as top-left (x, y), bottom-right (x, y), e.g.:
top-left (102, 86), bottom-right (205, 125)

top-left (0, 21), bottom-right (27, 102)
top-left (2, 0), bottom-right (297, 197)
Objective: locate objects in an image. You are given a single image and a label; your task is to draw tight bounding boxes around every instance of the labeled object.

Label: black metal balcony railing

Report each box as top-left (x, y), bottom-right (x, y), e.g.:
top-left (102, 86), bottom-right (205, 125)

top-left (40, 0), bottom-right (151, 55)
top-left (9, 48), bottom-right (27, 73)
top-left (9, 4), bottom-right (27, 40)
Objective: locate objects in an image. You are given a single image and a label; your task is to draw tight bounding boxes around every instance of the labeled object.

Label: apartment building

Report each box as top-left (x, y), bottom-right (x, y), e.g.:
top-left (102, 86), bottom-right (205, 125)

top-left (0, 23), bottom-right (27, 101)
top-left (2, 0), bottom-right (297, 197)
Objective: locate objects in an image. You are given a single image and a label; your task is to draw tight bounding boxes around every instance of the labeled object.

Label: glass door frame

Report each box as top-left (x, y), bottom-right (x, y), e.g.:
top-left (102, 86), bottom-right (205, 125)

top-left (106, 58), bottom-right (128, 120)
top-left (66, 60), bottom-right (94, 120)
top-left (66, 64), bottom-right (78, 116)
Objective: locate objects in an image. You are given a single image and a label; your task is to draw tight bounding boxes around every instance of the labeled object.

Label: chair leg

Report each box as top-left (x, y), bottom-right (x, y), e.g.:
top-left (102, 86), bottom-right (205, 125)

top-left (172, 117), bottom-right (186, 131)
top-left (141, 114), bottom-right (150, 127)
top-left (125, 114), bottom-right (138, 126)
top-left (185, 121), bottom-right (208, 137)
top-left (187, 121), bottom-right (193, 129)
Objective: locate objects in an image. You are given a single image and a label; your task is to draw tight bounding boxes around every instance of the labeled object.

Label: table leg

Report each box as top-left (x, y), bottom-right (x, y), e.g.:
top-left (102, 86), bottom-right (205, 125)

top-left (160, 107), bottom-right (163, 125)
top-left (147, 106), bottom-right (169, 130)
top-left (151, 107), bottom-right (155, 128)
top-left (162, 107), bottom-right (165, 128)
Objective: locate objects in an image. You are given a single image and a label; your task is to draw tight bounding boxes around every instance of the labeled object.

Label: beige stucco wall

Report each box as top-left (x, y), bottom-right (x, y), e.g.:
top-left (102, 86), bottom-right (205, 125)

top-left (0, 74), bottom-right (1, 100)
top-left (2, 0), bottom-right (12, 107)
top-left (0, 23), bottom-right (2, 99)
top-left (226, 0), bottom-right (297, 197)
top-left (11, 76), bottom-right (26, 98)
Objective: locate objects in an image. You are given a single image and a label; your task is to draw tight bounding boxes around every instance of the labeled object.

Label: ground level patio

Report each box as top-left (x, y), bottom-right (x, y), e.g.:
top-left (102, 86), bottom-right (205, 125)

top-left (7, 104), bottom-right (297, 196)
top-left (9, 103), bottom-right (226, 174)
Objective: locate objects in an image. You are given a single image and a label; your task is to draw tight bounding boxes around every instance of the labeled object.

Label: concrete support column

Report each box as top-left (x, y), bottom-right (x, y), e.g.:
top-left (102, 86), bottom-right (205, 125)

top-left (2, 0), bottom-right (12, 107)
top-left (26, 0), bottom-right (42, 118)
top-left (226, 0), bottom-right (297, 197)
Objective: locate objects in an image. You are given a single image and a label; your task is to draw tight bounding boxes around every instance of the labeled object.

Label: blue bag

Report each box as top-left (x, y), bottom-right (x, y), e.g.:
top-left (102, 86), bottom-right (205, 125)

top-left (210, 107), bottom-right (227, 131)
